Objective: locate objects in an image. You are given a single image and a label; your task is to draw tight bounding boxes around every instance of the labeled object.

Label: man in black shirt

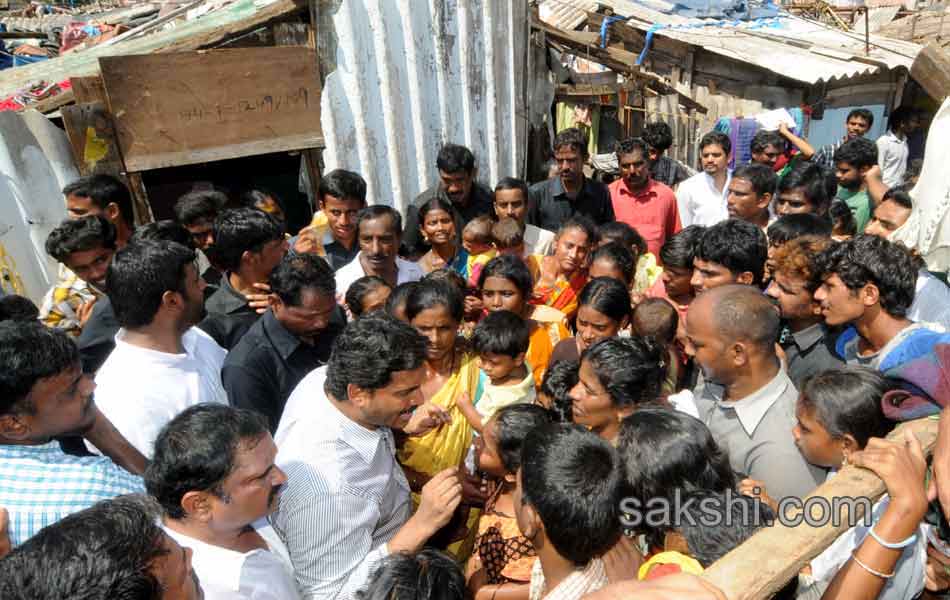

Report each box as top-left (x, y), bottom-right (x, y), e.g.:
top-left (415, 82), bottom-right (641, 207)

top-left (199, 208), bottom-right (288, 350)
top-left (222, 253), bottom-right (343, 431)
top-left (401, 144), bottom-right (493, 257)
top-left (527, 127), bottom-right (614, 231)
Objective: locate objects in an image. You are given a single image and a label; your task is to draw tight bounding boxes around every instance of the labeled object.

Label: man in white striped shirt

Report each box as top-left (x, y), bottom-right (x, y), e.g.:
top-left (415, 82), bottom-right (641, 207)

top-left (272, 314), bottom-right (462, 600)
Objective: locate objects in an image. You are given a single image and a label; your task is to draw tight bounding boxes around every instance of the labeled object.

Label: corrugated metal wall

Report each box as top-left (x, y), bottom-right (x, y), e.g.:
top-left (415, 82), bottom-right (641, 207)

top-left (320, 0), bottom-right (530, 215)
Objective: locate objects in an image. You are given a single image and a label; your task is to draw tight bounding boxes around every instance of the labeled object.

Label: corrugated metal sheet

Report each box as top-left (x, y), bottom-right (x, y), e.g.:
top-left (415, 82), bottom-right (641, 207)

top-left (0, 109), bottom-right (76, 303)
top-left (539, 0), bottom-right (921, 84)
top-left (320, 0), bottom-right (530, 214)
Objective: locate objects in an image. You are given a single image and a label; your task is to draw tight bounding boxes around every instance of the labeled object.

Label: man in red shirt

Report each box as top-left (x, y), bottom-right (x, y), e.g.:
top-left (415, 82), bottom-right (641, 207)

top-left (608, 137), bottom-right (682, 259)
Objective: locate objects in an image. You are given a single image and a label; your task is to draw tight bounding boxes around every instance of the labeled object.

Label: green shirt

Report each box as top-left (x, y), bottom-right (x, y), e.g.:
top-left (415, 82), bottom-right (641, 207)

top-left (835, 187), bottom-right (872, 232)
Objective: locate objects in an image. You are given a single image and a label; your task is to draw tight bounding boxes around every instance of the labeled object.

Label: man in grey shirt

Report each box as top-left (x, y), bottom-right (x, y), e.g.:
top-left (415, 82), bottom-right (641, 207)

top-left (687, 285), bottom-right (825, 501)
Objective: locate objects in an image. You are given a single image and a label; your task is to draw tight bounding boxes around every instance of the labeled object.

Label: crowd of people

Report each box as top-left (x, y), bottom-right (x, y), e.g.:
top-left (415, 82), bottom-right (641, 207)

top-left (1, 105), bottom-right (949, 600)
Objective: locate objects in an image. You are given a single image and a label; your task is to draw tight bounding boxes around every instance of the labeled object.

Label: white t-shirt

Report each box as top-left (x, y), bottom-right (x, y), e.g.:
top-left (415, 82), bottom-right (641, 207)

top-left (164, 520), bottom-right (299, 600)
top-left (90, 327), bottom-right (228, 458)
top-left (908, 270), bottom-right (950, 330)
top-left (334, 252), bottom-right (423, 298)
top-left (876, 131), bottom-right (909, 188)
top-left (675, 170), bottom-right (732, 227)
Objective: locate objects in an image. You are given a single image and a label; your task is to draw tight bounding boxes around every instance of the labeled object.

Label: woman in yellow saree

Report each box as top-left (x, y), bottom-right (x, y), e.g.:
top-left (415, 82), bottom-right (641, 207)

top-left (397, 279), bottom-right (483, 560)
top-left (527, 216), bottom-right (596, 320)
top-left (479, 255), bottom-right (570, 387)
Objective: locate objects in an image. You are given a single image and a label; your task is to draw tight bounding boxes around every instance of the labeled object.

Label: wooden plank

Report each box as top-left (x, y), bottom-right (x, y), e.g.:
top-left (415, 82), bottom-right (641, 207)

top-left (911, 43), bottom-right (950, 102)
top-left (99, 46), bottom-right (324, 172)
top-left (273, 22), bottom-right (309, 46)
top-left (702, 417), bottom-right (939, 600)
top-left (60, 102), bottom-right (126, 177)
top-left (70, 76), bottom-right (106, 104)
top-left (126, 172), bottom-right (155, 225)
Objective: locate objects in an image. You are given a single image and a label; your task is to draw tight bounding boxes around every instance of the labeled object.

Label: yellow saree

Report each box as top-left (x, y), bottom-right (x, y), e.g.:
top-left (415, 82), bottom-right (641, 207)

top-left (397, 350), bottom-right (482, 559)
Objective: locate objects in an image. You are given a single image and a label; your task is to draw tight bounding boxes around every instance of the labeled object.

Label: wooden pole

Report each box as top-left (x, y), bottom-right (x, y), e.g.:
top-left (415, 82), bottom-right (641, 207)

top-left (702, 417), bottom-right (939, 600)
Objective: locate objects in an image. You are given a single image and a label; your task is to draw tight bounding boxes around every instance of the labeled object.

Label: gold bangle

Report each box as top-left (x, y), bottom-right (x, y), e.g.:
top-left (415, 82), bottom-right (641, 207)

top-left (851, 551), bottom-right (895, 579)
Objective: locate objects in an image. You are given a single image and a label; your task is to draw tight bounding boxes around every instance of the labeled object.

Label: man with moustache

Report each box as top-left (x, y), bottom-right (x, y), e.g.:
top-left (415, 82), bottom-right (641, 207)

top-left (608, 137), bottom-right (681, 258)
top-left (146, 404), bottom-right (298, 600)
top-left (91, 240), bottom-right (227, 458)
top-left (765, 236), bottom-right (844, 388)
top-left (273, 314), bottom-right (462, 599)
top-left (687, 285), bottom-right (825, 500)
top-left (294, 169), bottom-right (368, 271)
top-left (224, 253), bottom-right (344, 432)
top-left (0, 321), bottom-right (145, 548)
top-left (401, 144), bottom-right (494, 257)
top-left (676, 132), bottom-right (733, 227)
top-left (527, 127), bottom-right (615, 231)
top-left (335, 206), bottom-right (423, 299)
top-left (41, 215), bottom-right (118, 336)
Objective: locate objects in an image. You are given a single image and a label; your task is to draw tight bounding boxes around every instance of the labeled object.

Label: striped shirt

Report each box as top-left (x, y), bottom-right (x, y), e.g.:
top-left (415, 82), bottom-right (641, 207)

top-left (272, 367), bottom-right (412, 600)
top-left (529, 557), bottom-right (609, 600)
top-left (0, 441), bottom-right (145, 547)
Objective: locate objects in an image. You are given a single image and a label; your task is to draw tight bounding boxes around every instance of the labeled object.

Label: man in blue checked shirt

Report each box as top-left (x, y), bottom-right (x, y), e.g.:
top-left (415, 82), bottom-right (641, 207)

top-left (0, 321), bottom-right (144, 548)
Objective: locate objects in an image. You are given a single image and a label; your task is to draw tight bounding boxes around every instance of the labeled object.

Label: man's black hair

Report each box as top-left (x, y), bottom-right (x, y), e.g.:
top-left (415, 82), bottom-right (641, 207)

top-left (833, 137), bottom-right (878, 169)
top-left (816, 234), bottom-right (919, 318)
top-left (699, 131), bottom-right (732, 155)
top-left (677, 489), bottom-right (776, 568)
top-left (829, 201), bottom-right (857, 237)
top-left (210, 208), bottom-right (285, 272)
top-left (847, 108), bottom-right (874, 129)
top-left (478, 254), bottom-right (534, 299)
top-left (642, 121), bottom-right (673, 152)
top-left (495, 176), bottom-right (529, 199)
top-left (599, 222), bottom-right (646, 257)
top-left (521, 423), bottom-right (623, 566)
top-left (582, 337), bottom-right (665, 409)
top-left (801, 366), bottom-right (893, 449)
top-left (494, 404), bottom-right (552, 474)
top-left (106, 240), bottom-right (196, 329)
top-left (659, 225), bottom-right (705, 269)
top-left (883, 188), bottom-right (913, 210)
top-left (0, 321), bottom-right (78, 416)
top-left (0, 294), bottom-right (39, 323)
top-left (346, 275), bottom-right (391, 318)
top-left (146, 404), bottom-right (270, 519)
top-left (0, 494), bottom-right (168, 600)
top-left (130, 220), bottom-right (194, 248)
top-left (767, 213), bottom-right (832, 246)
top-left (540, 360), bottom-right (578, 423)
top-left (358, 549), bottom-right (465, 600)
top-left (888, 106), bottom-right (916, 131)
top-left (614, 137), bottom-right (650, 160)
top-left (173, 190), bottom-right (227, 227)
top-left (750, 130), bottom-right (784, 155)
top-left (324, 313), bottom-right (427, 401)
top-left (406, 279), bottom-right (464, 324)
top-left (270, 253), bottom-right (336, 307)
top-left (436, 144), bottom-right (476, 174)
top-left (62, 174), bottom-right (134, 226)
top-left (695, 219), bottom-right (768, 285)
top-left (319, 169), bottom-right (368, 204)
top-left (472, 310), bottom-right (529, 358)
top-left (45, 215), bottom-right (117, 264)
top-left (591, 242), bottom-right (636, 285)
top-left (732, 163), bottom-right (777, 198)
top-left (553, 127), bottom-right (589, 158)
top-left (777, 163), bottom-right (832, 214)
top-left (356, 205), bottom-right (403, 238)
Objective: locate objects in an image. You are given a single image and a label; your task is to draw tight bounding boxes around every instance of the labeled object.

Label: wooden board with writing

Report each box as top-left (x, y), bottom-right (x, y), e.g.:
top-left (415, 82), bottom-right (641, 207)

top-left (98, 47), bottom-right (324, 172)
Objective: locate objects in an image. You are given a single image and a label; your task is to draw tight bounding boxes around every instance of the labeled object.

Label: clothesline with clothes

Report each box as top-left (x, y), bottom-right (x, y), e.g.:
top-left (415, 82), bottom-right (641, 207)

top-left (713, 107), bottom-right (807, 168)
